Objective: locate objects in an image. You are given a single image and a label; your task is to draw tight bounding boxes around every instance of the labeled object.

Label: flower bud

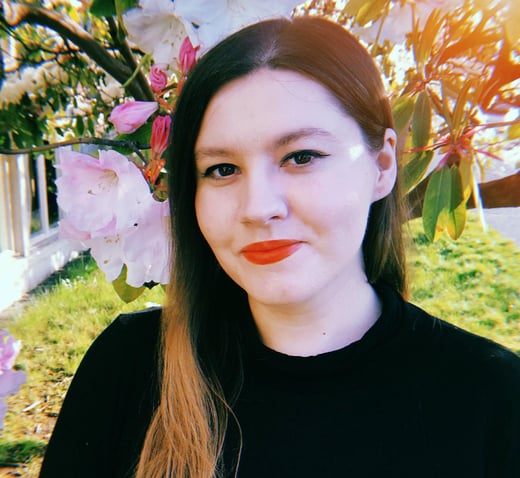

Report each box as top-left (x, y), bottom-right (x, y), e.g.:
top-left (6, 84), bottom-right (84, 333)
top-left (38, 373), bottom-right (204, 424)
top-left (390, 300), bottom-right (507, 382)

top-left (150, 115), bottom-right (172, 157)
top-left (178, 36), bottom-right (199, 76)
top-left (108, 101), bottom-right (158, 134)
top-left (150, 65), bottom-right (169, 93)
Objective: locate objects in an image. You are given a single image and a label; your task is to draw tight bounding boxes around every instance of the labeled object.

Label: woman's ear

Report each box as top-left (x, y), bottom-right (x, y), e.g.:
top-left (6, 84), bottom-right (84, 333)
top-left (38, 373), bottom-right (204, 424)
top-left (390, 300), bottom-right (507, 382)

top-left (372, 128), bottom-right (397, 202)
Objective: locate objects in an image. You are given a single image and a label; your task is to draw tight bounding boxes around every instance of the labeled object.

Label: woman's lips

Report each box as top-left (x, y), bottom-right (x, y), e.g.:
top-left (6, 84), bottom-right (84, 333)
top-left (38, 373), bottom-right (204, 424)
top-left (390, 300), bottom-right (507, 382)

top-left (241, 240), bottom-right (303, 265)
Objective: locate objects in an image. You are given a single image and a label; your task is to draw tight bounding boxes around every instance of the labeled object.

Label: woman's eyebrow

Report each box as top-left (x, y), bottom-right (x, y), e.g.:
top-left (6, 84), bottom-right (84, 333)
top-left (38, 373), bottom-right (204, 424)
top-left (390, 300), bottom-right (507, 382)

top-left (195, 148), bottom-right (235, 161)
top-left (275, 127), bottom-right (336, 147)
top-left (195, 128), bottom-right (336, 161)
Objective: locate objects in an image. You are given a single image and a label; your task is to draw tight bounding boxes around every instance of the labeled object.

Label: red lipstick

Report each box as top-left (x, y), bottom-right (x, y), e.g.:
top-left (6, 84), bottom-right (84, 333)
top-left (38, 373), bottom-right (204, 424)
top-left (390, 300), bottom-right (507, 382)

top-left (241, 240), bottom-right (303, 265)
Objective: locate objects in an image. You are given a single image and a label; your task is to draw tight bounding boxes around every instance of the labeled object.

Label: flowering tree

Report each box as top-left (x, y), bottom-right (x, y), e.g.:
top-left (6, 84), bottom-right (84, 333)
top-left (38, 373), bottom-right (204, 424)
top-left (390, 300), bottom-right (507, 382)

top-left (0, 0), bottom-right (519, 300)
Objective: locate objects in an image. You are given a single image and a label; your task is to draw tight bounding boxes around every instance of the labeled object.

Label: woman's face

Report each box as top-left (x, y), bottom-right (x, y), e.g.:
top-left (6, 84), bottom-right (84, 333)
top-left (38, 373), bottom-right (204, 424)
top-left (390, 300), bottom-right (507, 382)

top-left (194, 68), bottom-right (395, 310)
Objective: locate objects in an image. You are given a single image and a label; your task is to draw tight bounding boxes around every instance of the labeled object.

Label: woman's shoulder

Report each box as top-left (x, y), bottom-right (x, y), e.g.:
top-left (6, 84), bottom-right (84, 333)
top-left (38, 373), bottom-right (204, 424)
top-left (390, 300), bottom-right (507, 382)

top-left (85, 306), bottom-right (162, 360)
top-left (400, 298), bottom-right (520, 390)
top-left (39, 307), bottom-right (162, 477)
top-left (376, 283), bottom-right (519, 387)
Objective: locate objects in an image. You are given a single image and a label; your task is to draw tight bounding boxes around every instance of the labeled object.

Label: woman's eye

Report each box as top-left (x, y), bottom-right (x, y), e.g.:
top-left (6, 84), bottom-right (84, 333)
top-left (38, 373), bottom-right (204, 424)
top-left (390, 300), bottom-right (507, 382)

top-left (283, 150), bottom-right (327, 166)
top-left (202, 163), bottom-right (238, 178)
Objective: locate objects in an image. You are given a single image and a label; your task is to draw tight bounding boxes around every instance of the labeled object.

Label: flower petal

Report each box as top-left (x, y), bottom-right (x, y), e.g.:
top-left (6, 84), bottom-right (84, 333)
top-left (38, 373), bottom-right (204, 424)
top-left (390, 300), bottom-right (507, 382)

top-left (123, 2), bottom-right (199, 64)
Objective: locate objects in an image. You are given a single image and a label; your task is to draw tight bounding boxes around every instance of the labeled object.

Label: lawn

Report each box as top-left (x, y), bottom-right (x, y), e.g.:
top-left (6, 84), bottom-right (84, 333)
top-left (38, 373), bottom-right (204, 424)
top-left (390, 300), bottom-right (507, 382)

top-left (1, 214), bottom-right (518, 476)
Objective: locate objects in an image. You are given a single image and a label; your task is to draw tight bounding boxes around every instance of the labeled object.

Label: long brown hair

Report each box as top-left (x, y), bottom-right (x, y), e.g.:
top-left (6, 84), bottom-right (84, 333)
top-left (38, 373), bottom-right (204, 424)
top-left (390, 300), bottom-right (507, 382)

top-left (136, 16), bottom-right (407, 477)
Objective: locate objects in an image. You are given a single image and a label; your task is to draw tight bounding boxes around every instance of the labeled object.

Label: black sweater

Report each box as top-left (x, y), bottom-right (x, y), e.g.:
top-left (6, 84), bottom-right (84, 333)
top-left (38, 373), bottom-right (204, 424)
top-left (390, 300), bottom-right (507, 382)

top-left (40, 285), bottom-right (520, 477)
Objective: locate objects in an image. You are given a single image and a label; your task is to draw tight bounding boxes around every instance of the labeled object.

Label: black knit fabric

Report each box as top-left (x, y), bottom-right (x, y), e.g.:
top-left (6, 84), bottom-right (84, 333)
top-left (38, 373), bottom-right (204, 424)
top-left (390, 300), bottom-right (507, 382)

top-left (40, 285), bottom-right (520, 477)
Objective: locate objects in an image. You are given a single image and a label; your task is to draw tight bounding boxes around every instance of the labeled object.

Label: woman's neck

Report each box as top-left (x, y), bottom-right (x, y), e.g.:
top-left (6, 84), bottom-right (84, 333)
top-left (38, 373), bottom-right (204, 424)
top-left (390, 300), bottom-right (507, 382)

top-left (248, 278), bottom-right (381, 357)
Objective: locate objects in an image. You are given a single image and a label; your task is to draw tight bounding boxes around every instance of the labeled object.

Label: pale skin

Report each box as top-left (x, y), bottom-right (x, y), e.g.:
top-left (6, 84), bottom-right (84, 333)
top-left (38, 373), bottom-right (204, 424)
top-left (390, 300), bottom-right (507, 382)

top-left (195, 68), bottom-right (397, 356)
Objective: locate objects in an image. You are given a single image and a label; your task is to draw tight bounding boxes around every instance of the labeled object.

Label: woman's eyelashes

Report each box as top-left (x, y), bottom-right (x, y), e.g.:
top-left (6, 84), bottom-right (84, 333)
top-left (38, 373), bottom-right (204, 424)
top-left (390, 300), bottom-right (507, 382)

top-left (200, 150), bottom-right (329, 179)
top-left (201, 163), bottom-right (238, 179)
top-left (281, 149), bottom-right (329, 167)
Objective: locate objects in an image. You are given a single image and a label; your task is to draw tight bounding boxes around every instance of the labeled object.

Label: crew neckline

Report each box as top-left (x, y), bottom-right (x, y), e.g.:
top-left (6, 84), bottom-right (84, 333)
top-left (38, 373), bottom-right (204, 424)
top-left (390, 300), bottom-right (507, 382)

top-left (241, 282), bottom-right (404, 378)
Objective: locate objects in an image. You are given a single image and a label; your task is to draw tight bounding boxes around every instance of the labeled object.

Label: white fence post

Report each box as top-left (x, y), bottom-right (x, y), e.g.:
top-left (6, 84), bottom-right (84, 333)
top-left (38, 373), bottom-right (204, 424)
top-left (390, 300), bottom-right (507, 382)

top-left (0, 155), bottom-right (13, 251)
top-left (0, 154), bottom-right (31, 256)
top-left (35, 154), bottom-right (50, 236)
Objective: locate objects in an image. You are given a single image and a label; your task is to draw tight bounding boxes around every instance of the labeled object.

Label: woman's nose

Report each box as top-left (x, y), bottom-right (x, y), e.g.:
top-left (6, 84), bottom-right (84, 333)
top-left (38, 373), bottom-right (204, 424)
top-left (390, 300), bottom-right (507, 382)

top-left (239, 171), bottom-right (288, 225)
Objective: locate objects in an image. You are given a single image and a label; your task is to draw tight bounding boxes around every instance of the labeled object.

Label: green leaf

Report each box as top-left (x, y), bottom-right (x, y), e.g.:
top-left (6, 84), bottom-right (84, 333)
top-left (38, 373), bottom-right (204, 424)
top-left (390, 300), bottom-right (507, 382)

top-left (90, 0), bottom-right (136, 17)
top-left (89, 0), bottom-right (116, 17)
top-left (452, 81), bottom-right (472, 133)
top-left (115, 122), bottom-right (152, 155)
top-left (87, 117), bottom-right (96, 137)
top-left (344, 0), bottom-right (386, 26)
top-left (116, 0), bottom-right (139, 14)
top-left (412, 91), bottom-right (431, 148)
top-left (112, 266), bottom-right (146, 303)
top-left (458, 156), bottom-right (473, 201)
top-left (507, 122), bottom-right (520, 140)
top-left (76, 116), bottom-right (84, 136)
top-left (440, 82), bottom-right (453, 131)
top-left (446, 201), bottom-right (466, 239)
top-left (392, 95), bottom-right (415, 133)
top-left (444, 166), bottom-right (466, 239)
top-left (448, 165), bottom-right (464, 211)
top-left (402, 150), bottom-right (433, 194)
top-left (343, 0), bottom-right (371, 22)
top-left (422, 167), bottom-right (452, 242)
top-left (414, 8), bottom-right (443, 66)
top-left (357, 0), bottom-right (388, 26)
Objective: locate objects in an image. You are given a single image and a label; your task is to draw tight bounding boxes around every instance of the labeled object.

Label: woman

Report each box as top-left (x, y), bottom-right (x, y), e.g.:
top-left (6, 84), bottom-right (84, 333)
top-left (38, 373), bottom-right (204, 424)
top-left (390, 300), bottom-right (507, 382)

top-left (40, 16), bottom-right (520, 478)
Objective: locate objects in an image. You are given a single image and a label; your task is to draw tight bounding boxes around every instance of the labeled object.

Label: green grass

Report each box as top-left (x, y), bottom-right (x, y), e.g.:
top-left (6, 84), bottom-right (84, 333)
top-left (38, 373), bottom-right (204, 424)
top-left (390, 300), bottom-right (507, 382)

top-left (1, 254), bottom-right (164, 476)
top-left (1, 215), bottom-right (519, 476)
top-left (407, 216), bottom-right (520, 353)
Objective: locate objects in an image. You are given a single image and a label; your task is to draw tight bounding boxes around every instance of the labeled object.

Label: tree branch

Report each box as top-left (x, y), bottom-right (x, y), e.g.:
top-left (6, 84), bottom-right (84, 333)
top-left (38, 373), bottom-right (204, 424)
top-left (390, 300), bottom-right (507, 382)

top-left (2, 2), bottom-right (152, 100)
top-left (106, 16), bottom-right (154, 101)
top-left (0, 138), bottom-right (150, 163)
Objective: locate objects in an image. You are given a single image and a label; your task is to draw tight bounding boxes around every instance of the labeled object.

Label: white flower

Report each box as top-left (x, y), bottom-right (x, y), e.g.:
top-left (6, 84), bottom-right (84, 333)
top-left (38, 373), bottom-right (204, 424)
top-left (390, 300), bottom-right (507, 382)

top-left (85, 200), bottom-right (170, 286)
top-left (56, 148), bottom-right (171, 286)
top-left (123, 199), bottom-right (171, 286)
top-left (100, 74), bottom-right (124, 103)
top-left (41, 63), bottom-right (68, 85)
top-left (0, 73), bottom-right (25, 106)
top-left (190, 0), bottom-right (302, 52)
top-left (56, 148), bottom-right (153, 238)
top-left (0, 63), bottom-right (67, 107)
top-left (123, 0), bottom-right (199, 65)
top-left (123, 0), bottom-right (301, 65)
top-left (88, 233), bottom-right (126, 282)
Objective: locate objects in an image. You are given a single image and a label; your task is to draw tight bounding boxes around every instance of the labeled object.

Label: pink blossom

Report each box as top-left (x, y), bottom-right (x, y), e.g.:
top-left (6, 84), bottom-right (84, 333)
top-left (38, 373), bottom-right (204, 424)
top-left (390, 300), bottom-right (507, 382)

top-left (178, 36), bottom-right (199, 75)
top-left (0, 330), bottom-right (26, 429)
top-left (56, 148), bottom-right (171, 285)
top-left (150, 64), bottom-right (169, 93)
top-left (0, 331), bottom-right (21, 371)
top-left (123, 199), bottom-right (171, 286)
top-left (108, 101), bottom-right (158, 134)
top-left (150, 115), bottom-right (172, 157)
top-left (56, 149), bottom-right (153, 239)
top-left (58, 218), bottom-right (92, 242)
top-left (88, 233), bottom-right (126, 282)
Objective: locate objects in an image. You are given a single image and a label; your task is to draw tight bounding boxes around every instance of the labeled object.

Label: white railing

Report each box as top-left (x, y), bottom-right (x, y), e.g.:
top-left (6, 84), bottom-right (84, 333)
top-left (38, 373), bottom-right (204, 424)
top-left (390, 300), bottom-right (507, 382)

top-left (0, 151), bottom-right (78, 312)
top-left (0, 153), bottom-right (31, 256)
top-left (0, 152), bottom-right (57, 255)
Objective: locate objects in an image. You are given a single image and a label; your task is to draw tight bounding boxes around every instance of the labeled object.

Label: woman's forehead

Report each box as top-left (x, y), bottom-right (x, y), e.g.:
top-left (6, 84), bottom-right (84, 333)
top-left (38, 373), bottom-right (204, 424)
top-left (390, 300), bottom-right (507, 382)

top-left (195, 68), bottom-right (357, 152)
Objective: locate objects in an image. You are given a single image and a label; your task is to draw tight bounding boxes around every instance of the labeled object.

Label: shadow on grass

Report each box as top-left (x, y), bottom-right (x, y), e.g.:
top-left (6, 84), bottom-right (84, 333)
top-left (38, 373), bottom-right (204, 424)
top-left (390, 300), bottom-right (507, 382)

top-left (0, 439), bottom-right (46, 465)
top-left (31, 251), bottom-right (96, 294)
